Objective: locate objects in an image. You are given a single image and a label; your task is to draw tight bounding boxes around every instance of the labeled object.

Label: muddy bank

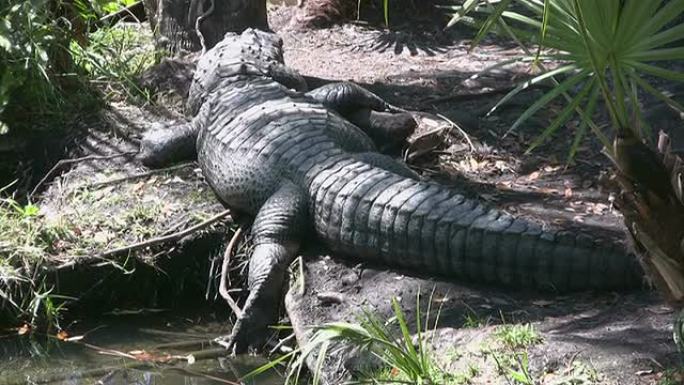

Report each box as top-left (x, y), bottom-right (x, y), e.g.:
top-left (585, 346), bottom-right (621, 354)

top-left (0, 103), bottom-right (232, 325)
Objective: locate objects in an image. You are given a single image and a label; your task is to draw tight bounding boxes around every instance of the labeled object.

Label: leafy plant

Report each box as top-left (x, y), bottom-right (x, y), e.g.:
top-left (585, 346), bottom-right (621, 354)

top-left (244, 294), bottom-right (455, 385)
top-left (445, 0), bottom-right (684, 156)
top-left (0, 0), bottom-right (149, 133)
top-left (446, 1), bottom-right (684, 307)
top-left (70, 23), bottom-right (156, 103)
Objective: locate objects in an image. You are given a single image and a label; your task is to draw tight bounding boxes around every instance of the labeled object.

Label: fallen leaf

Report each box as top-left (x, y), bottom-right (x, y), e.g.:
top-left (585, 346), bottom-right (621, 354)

top-left (56, 330), bottom-right (69, 341)
top-left (564, 186), bottom-right (573, 199)
top-left (527, 171), bottom-right (541, 181)
top-left (17, 323), bottom-right (31, 335)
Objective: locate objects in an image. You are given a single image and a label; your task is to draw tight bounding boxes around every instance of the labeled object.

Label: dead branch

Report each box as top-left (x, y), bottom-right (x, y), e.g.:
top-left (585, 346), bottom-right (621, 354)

top-left (421, 86), bottom-right (517, 106)
top-left (436, 112), bottom-right (476, 153)
top-left (219, 228), bottom-right (244, 318)
top-left (99, 209), bottom-right (232, 258)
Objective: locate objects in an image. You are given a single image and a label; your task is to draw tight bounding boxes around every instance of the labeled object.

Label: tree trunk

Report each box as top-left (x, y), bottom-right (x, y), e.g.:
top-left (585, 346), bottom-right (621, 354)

top-left (143, 0), bottom-right (268, 54)
top-left (613, 130), bottom-right (684, 304)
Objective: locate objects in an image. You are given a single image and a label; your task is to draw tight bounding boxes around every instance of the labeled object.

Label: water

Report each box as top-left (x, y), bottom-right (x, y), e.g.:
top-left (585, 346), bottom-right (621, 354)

top-left (0, 313), bottom-right (282, 385)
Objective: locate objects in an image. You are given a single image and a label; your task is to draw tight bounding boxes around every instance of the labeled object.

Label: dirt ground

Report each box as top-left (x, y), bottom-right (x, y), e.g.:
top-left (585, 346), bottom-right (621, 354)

top-left (20, 5), bottom-right (684, 384)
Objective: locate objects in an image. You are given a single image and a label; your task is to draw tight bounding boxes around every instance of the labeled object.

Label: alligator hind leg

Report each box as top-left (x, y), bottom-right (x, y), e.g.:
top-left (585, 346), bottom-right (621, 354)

top-left (347, 109), bottom-right (416, 151)
top-left (306, 81), bottom-right (389, 113)
top-left (226, 181), bottom-right (308, 353)
top-left (307, 82), bottom-right (416, 149)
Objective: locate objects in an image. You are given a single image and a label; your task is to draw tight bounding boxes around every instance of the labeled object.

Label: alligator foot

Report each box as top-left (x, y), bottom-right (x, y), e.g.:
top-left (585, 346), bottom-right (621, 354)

top-left (347, 109), bottom-right (416, 151)
top-left (306, 81), bottom-right (417, 149)
top-left (223, 243), bottom-right (293, 353)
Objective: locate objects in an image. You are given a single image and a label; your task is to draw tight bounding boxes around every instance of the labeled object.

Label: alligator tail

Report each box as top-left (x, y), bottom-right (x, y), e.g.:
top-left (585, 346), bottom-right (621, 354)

top-left (309, 159), bottom-right (643, 292)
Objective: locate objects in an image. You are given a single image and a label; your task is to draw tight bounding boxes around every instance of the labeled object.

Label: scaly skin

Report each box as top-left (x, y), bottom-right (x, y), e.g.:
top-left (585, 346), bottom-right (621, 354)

top-left (140, 29), bottom-right (644, 352)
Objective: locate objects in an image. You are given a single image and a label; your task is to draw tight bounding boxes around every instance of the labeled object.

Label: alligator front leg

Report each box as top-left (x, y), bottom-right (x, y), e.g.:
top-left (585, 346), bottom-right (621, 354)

top-left (226, 181), bottom-right (308, 353)
top-left (139, 99), bottom-right (212, 167)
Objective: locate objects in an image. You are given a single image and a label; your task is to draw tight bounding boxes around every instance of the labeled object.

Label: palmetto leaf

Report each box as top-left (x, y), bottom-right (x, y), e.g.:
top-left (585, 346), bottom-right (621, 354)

top-left (488, 63), bottom-right (578, 118)
top-left (505, 68), bottom-right (590, 137)
top-left (446, 0), bottom-right (684, 151)
top-left (526, 77), bottom-right (595, 153)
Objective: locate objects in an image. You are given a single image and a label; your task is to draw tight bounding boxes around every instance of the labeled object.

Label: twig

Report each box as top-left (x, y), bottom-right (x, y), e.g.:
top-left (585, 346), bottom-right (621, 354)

top-left (97, 1), bottom-right (146, 30)
top-left (138, 328), bottom-right (209, 338)
top-left (85, 163), bottom-right (195, 190)
top-left (185, 347), bottom-right (229, 361)
top-left (29, 152), bottom-right (136, 199)
top-left (152, 338), bottom-right (219, 351)
top-left (219, 228), bottom-right (244, 318)
top-left (436, 113), bottom-right (477, 153)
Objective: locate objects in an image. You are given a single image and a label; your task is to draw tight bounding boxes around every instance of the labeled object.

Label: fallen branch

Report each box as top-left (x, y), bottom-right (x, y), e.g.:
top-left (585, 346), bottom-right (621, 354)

top-left (152, 338), bottom-right (220, 351)
top-left (219, 228), bottom-right (244, 318)
top-left (99, 209), bottom-right (232, 258)
top-left (97, 1), bottom-right (146, 30)
top-left (29, 152), bottom-right (136, 199)
top-left (55, 209), bottom-right (232, 270)
top-left (420, 86), bottom-right (516, 106)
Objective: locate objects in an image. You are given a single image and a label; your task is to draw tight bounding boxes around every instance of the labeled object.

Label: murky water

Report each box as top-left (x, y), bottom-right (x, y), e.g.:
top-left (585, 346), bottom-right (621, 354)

top-left (0, 313), bottom-right (282, 385)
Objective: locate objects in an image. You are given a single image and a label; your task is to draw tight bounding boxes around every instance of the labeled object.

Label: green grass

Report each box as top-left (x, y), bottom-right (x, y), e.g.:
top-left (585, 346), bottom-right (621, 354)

top-left (657, 367), bottom-right (684, 385)
top-left (1, 2), bottom-right (159, 134)
top-left (70, 23), bottom-right (158, 104)
top-left (493, 323), bottom-right (542, 350)
top-left (0, 196), bottom-right (75, 327)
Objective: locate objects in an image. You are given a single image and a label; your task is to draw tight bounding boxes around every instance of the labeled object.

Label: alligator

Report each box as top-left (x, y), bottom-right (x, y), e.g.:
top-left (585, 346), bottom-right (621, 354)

top-left (139, 29), bottom-right (644, 352)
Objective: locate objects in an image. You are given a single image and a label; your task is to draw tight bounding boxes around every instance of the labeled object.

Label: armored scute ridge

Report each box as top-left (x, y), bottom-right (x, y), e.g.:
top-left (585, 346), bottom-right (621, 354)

top-left (139, 28), bottom-right (643, 352)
